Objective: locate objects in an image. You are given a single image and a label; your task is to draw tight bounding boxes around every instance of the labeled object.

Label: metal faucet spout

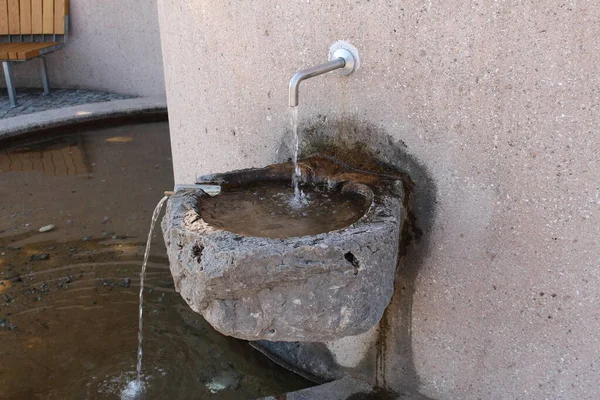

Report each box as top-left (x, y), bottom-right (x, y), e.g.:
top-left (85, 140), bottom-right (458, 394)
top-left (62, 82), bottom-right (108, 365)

top-left (288, 48), bottom-right (357, 107)
top-left (289, 58), bottom-right (346, 107)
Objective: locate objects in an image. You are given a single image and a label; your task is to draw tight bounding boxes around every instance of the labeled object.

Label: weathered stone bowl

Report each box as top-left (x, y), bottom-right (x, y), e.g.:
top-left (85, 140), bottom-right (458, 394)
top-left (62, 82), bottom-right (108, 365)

top-left (161, 158), bottom-right (404, 342)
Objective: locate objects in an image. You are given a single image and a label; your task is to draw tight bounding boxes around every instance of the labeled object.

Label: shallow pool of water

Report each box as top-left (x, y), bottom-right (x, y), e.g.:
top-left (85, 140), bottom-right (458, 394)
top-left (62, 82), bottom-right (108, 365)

top-left (200, 181), bottom-right (369, 239)
top-left (0, 121), bottom-right (310, 399)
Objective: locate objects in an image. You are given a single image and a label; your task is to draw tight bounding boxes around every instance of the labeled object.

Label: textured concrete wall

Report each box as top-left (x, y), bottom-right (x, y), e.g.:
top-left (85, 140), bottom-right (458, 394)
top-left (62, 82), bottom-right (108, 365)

top-left (158, 1), bottom-right (600, 399)
top-left (3, 0), bottom-right (165, 98)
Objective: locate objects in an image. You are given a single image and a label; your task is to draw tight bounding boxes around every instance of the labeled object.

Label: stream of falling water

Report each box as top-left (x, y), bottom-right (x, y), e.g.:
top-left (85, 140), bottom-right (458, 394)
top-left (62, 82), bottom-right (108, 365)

top-left (123, 195), bottom-right (169, 399)
top-left (290, 106), bottom-right (305, 207)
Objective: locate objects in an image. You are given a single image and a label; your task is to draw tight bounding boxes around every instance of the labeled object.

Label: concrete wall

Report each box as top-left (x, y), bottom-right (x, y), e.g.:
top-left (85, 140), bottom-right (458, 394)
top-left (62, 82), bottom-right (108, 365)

top-left (158, 1), bottom-right (600, 399)
top-left (3, 0), bottom-right (165, 98)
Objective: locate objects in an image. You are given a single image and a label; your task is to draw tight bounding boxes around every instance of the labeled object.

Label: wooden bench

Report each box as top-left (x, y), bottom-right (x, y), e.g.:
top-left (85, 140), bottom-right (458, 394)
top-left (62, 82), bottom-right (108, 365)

top-left (0, 0), bottom-right (69, 107)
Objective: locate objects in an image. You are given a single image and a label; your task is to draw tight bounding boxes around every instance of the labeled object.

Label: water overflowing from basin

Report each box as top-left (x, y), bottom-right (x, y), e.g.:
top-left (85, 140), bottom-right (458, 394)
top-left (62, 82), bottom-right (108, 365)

top-left (126, 195), bottom-right (169, 398)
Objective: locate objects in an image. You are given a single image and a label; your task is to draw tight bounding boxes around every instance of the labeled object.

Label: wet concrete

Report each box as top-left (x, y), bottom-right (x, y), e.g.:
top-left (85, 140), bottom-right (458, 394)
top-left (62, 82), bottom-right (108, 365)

top-left (0, 121), bottom-right (311, 399)
top-left (299, 117), bottom-right (437, 394)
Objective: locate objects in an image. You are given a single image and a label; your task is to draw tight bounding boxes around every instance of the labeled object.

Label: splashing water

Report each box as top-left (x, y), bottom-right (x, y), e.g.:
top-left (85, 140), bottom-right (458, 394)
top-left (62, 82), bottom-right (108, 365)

top-left (125, 195), bottom-right (169, 399)
top-left (290, 107), bottom-right (306, 207)
top-left (121, 379), bottom-right (144, 400)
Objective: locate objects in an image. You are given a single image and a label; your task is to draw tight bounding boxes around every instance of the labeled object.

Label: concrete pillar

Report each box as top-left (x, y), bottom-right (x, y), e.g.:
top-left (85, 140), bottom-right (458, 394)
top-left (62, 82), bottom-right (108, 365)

top-left (157, 1), bottom-right (600, 398)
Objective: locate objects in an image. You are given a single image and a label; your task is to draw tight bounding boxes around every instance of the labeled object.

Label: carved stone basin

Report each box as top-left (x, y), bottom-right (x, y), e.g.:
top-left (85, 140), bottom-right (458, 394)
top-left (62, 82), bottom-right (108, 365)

top-left (161, 156), bottom-right (405, 342)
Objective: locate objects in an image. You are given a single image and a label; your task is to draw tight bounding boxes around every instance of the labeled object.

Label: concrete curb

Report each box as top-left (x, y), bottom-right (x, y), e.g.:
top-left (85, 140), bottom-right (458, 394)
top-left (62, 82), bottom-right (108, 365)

top-left (258, 376), bottom-right (432, 400)
top-left (258, 376), bottom-right (373, 400)
top-left (0, 97), bottom-right (167, 140)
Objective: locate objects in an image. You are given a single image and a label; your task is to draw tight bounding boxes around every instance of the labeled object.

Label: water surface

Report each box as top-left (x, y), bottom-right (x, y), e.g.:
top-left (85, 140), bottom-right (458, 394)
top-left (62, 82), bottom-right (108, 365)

top-left (200, 181), bottom-right (368, 239)
top-left (0, 121), bottom-right (310, 399)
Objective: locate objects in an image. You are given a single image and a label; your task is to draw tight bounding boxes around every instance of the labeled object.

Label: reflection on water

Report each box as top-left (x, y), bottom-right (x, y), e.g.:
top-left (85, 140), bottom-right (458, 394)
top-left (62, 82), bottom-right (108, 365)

top-left (0, 121), bottom-right (310, 399)
top-left (0, 134), bottom-right (91, 176)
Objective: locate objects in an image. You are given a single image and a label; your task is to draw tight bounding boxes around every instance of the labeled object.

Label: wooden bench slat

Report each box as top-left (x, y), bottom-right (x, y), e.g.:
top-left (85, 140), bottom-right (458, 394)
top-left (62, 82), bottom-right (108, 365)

top-left (17, 41), bottom-right (60, 59)
top-left (7, 42), bottom-right (34, 59)
top-left (20, 0), bottom-right (32, 34)
top-left (0, 41), bottom-right (59, 59)
top-left (0, 42), bottom-right (24, 58)
top-left (7, 0), bottom-right (19, 34)
top-left (0, 0), bottom-right (8, 35)
top-left (53, 0), bottom-right (65, 34)
top-left (1, 0), bottom-right (67, 37)
top-left (42, 0), bottom-right (52, 34)
top-left (5, 42), bottom-right (30, 59)
top-left (8, 42), bottom-right (37, 59)
top-left (31, 0), bottom-right (42, 33)
top-left (20, 42), bottom-right (59, 59)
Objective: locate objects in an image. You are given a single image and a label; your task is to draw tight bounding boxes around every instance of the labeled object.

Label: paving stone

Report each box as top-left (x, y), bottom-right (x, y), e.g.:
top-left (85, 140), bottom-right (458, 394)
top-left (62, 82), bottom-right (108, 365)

top-left (0, 88), bottom-right (135, 119)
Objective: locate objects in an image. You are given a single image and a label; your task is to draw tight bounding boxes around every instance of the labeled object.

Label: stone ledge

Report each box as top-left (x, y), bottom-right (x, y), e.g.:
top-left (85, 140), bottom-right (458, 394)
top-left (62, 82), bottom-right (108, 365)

top-left (0, 97), bottom-right (167, 141)
top-left (258, 376), bottom-right (373, 400)
top-left (257, 375), bottom-right (432, 400)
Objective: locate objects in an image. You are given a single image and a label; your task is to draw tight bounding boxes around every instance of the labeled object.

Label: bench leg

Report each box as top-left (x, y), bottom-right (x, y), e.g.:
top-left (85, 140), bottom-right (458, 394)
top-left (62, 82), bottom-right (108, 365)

top-left (40, 57), bottom-right (50, 95)
top-left (2, 61), bottom-right (18, 107)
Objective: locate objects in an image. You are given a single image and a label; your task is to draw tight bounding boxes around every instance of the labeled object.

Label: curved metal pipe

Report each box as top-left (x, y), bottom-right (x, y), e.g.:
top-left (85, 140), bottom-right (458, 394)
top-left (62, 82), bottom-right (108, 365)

top-left (289, 57), bottom-right (346, 107)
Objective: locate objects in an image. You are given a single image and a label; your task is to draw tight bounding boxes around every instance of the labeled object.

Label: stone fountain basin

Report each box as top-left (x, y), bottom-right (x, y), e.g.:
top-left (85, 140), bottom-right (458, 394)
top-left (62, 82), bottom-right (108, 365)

top-left (161, 159), bottom-right (405, 342)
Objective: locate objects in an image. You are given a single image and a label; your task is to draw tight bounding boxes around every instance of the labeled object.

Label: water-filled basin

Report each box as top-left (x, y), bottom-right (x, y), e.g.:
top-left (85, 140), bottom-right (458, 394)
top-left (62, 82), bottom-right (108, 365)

top-left (200, 180), bottom-right (371, 239)
top-left (162, 157), bottom-right (405, 342)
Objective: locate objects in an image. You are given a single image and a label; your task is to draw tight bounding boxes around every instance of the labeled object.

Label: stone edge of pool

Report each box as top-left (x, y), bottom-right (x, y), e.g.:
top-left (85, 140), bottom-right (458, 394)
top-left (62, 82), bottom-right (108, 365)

top-left (0, 97), bottom-right (168, 140)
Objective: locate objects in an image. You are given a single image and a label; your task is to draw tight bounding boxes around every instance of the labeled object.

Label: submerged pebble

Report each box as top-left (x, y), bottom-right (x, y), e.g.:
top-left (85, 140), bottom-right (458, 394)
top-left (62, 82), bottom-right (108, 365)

top-left (39, 224), bottom-right (55, 233)
top-left (205, 370), bottom-right (242, 394)
top-left (30, 253), bottom-right (50, 261)
top-left (0, 318), bottom-right (17, 330)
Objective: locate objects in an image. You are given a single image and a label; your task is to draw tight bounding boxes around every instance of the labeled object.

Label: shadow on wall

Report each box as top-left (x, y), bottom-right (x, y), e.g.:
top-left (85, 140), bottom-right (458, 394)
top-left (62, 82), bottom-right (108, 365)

top-left (301, 116), bottom-right (437, 392)
top-left (253, 115), bottom-right (437, 395)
